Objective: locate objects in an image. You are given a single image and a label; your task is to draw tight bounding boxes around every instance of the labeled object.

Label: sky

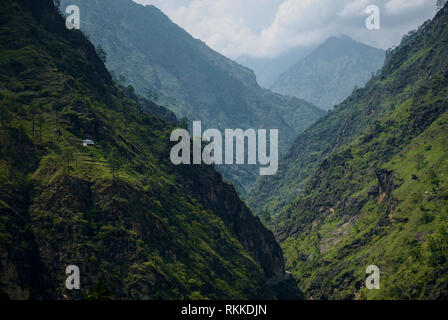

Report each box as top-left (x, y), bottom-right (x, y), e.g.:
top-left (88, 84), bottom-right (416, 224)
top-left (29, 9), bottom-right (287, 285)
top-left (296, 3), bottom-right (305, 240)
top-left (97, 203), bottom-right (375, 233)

top-left (132, 0), bottom-right (439, 59)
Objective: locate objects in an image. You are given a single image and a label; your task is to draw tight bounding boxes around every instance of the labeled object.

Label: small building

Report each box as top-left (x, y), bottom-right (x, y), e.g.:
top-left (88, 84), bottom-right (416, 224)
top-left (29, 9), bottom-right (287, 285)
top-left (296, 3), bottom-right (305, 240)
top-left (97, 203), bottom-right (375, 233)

top-left (82, 139), bottom-right (95, 147)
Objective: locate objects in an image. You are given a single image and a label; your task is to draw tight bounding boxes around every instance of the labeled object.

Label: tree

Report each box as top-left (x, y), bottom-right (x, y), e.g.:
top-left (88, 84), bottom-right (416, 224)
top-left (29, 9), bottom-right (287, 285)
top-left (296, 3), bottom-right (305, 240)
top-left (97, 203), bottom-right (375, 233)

top-left (52, 101), bottom-right (64, 132)
top-left (109, 149), bottom-right (123, 179)
top-left (61, 147), bottom-right (74, 176)
top-left (96, 45), bottom-right (107, 64)
top-left (416, 153), bottom-right (425, 171)
top-left (110, 71), bottom-right (117, 81)
top-left (179, 117), bottom-right (189, 130)
top-left (0, 89), bottom-right (13, 128)
top-left (83, 278), bottom-right (114, 300)
top-left (29, 104), bottom-right (41, 141)
top-left (118, 74), bottom-right (127, 85)
top-left (125, 85), bottom-right (135, 98)
top-left (147, 89), bottom-right (159, 101)
top-left (261, 209), bottom-right (272, 228)
top-left (437, 0), bottom-right (447, 11)
top-left (74, 148), bottom-right (79, 177)
top-left (37, 114), bottom-right (44, 143)
top-left (31, 107), bottom-right (36, 140)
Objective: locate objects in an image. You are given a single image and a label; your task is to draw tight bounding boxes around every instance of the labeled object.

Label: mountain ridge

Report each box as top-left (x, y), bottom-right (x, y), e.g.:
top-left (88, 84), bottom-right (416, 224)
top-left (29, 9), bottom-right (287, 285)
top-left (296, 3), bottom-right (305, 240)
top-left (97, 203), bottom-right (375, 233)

top-left (253, 4), bottom-right (448, 299)
top-left (0, 0), bottom-right (301, 299)
top-left (236, 45), bottom-right (315, 88)
top-left (271, 35), bottom-right (385, 110)
top-left (58, 0), bottom-right (325, 195)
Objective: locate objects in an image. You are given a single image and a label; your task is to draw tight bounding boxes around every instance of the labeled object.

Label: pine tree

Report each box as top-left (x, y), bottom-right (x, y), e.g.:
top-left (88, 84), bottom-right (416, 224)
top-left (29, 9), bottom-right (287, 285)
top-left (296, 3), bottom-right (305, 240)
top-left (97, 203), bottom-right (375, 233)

top-left (37, 114), bottom-right (44, 143)
top-left (30, 104), bottom-right (40, 141)
top-left (96, 45), bottom-right (107, 64)
top-left (0, 89), bottom-right (13, 128)
top-left (61, 148), bottom-right (74, 176)
top-left (52, 101), bottom-right (64, 132)
top-left (437, 0), bottom-right (447, 11)
top-left (147, 89), bottom-right (159, 101)
top-left (261, 209), bottom-right (272, 228)
top-left (109, 149), bottom-right (123, 179)
top-left (416, 154), bottom-right (425, 171)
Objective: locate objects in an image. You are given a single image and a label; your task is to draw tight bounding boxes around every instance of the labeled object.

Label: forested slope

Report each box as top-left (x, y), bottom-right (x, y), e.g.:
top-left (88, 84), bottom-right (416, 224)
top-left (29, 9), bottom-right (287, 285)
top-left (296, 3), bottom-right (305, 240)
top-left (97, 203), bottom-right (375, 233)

top-left (252, 4), bottom-right (448, 299)
top-left (0, 0), bottom-right (300, 300)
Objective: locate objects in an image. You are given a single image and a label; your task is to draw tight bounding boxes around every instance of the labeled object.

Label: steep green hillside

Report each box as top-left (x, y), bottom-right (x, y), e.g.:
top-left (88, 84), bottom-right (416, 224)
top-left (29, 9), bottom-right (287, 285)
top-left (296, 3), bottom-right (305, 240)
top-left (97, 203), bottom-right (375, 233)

top-left (248, 19), bottom-right (441, 219)
top-left (58, 0), bottom-right (325, 195)
top-left (0, 0), bottom-right (301, 300)
top-left (271, 35), bottom-right (385, 111)
top-left (262, 5), bottom-right (448, 299)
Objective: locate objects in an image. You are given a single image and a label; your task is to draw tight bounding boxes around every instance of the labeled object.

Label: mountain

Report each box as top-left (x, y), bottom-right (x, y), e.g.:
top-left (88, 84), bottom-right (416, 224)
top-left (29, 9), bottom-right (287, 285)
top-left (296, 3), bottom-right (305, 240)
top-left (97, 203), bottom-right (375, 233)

top-left (250, 5), bottom-right (448, 299)
top-left (271, 35), bottom-right (385, 111)
top-left (58, 0), bottom-right (325, 195)
top-left (236, 46), bottom-right (315, 88)
top-left (0, 0), bottom-right (303, 300)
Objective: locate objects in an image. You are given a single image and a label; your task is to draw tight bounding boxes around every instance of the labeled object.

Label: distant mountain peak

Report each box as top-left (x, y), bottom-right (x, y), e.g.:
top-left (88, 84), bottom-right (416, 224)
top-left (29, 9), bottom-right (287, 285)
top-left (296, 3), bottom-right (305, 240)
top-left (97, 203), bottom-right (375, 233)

top-left (271, 34), bottom-right (385, 110)
top-left (336, 33), bottom-right (353, 41)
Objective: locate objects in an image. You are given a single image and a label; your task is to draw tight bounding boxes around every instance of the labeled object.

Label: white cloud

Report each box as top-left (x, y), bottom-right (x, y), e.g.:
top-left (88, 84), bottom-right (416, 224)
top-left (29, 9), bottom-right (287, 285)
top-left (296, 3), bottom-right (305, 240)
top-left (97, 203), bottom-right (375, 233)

top-left (338, 0), bottom-right (372, 17)
top-left (133, 0), bottom-right (437, 59)
top-left (385, 0), bottom-right (428, 15)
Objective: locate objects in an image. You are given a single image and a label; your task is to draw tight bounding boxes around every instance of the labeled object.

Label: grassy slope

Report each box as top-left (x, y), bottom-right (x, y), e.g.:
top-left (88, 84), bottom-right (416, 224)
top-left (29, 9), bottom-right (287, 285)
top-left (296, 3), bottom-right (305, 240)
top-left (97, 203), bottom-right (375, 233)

top-left (0, 0), bottom-right (294, 300)
top-left (276, 6), bottom-right (448, 299)
top-left (58, 0), bottom-right (326, 195)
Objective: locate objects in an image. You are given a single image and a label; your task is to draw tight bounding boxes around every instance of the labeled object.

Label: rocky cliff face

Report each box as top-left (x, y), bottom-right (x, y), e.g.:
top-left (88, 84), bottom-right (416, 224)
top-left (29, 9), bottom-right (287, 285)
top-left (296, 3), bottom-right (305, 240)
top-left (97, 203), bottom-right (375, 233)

top-left (0, 0), bottom-right (297, 300)
top-left (177, 165), bottom-right (285, 283)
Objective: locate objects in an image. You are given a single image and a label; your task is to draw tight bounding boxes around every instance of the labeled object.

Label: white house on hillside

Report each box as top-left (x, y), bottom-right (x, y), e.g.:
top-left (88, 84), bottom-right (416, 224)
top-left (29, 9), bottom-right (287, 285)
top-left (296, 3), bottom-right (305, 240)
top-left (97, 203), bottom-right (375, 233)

top-left (82, 139), bottom-right (95, 147)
